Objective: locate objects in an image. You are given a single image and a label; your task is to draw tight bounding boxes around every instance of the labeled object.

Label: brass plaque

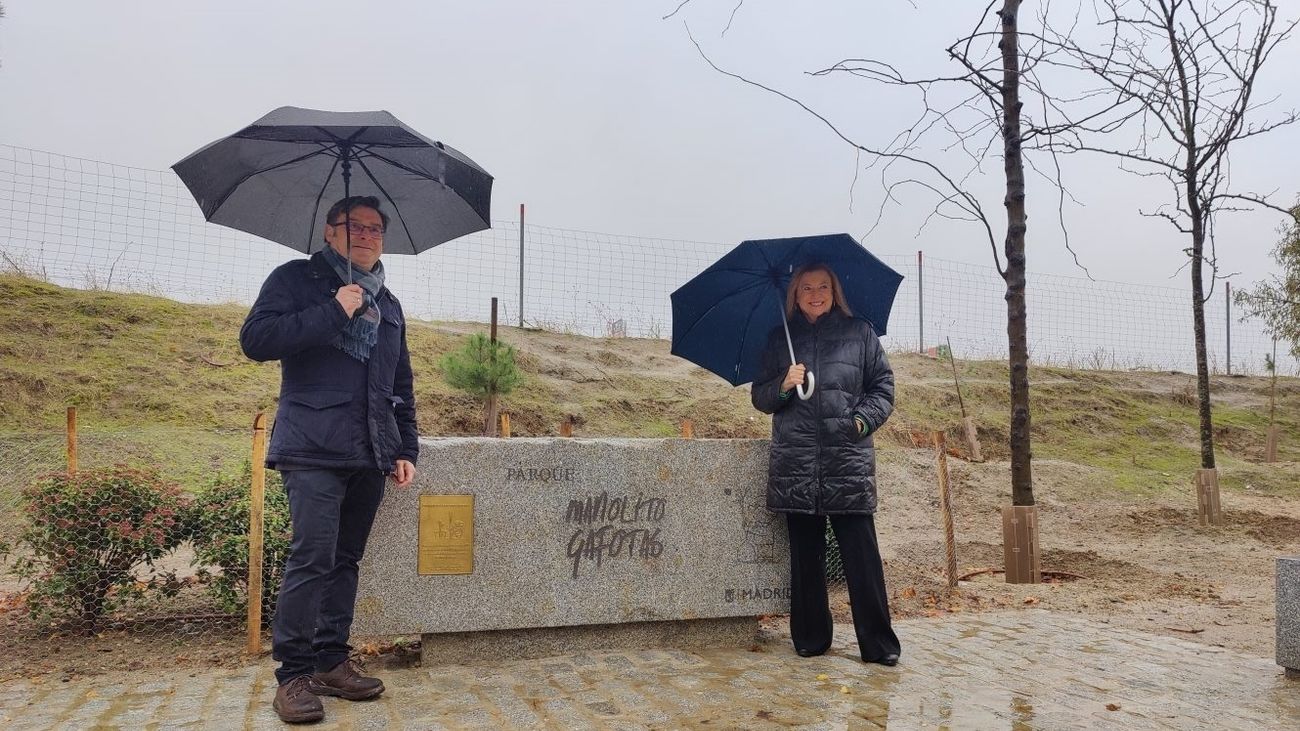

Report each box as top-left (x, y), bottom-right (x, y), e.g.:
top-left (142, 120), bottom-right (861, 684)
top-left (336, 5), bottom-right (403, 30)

top-left (418, 495), bottom-right (474, 575)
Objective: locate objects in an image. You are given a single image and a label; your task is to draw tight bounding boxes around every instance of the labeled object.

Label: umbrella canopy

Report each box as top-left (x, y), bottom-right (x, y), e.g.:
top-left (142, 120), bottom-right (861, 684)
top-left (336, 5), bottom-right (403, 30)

top-left (172, 106), bottom-right (493, 256)
top-left (670, 233), bottom-right (904, 389)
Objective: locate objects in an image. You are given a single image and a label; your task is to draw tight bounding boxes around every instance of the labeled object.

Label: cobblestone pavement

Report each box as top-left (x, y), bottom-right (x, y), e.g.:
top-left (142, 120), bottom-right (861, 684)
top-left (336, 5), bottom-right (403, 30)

top-left (2, 611), bottom-right (1297, 730)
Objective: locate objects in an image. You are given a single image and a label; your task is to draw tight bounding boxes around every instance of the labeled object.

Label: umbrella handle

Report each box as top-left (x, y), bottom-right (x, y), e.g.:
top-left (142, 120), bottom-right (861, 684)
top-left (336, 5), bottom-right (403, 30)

top-left (797, 371), bottom-right (815, 400)
top-left (778, 302), bottom-right (816, 400)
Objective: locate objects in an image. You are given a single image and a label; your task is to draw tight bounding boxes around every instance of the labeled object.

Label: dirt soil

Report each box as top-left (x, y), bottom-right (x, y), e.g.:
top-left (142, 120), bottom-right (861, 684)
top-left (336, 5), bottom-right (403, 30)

top-left (833, 448), bottom-right (1300, 659)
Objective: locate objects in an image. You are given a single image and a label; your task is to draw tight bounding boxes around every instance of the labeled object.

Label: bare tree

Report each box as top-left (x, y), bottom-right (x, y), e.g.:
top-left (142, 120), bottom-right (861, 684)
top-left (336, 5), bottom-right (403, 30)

top-left (681, 0), bottom-right (1092, 511)
top-left (1042, 0), bottom-right (1297, 470)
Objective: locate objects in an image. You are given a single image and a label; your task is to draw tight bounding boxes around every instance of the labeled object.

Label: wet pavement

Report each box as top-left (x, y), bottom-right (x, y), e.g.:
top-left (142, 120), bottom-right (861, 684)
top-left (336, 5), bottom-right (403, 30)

top-left (2, 610), bottom-right (1296, 730)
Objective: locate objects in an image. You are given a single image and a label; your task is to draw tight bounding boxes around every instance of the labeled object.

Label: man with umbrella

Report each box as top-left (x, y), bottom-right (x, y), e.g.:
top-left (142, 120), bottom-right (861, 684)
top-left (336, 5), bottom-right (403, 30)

top-left (240, 195), bottom-right (417, 722)
top-left (175, 107), bottom-right (493, 724)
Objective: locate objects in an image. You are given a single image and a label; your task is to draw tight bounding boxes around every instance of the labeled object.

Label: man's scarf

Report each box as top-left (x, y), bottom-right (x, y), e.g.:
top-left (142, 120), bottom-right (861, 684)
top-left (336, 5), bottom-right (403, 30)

top-left (321, 246), bottom-right (384, 362)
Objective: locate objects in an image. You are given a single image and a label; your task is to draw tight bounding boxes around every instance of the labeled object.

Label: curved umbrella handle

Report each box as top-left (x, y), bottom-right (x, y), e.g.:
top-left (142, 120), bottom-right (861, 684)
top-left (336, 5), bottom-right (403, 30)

top-left (778, 300), bottom-right (816, 401)
top-left (797, 370), bottom-right (815, 400)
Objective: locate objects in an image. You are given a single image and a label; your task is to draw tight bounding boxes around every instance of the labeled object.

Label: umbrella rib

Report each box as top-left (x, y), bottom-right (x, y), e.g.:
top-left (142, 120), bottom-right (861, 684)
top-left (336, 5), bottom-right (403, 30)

top-left (731, 284), bottom-right (773, 385)
top-left (362, 149), bottom-right (451, 187)
top-left (352, 156), bottom-right (419, 252)
top-left (205, 147), bottom-right (336, 221)
top-left (305, 154), bottom-right (343, 252)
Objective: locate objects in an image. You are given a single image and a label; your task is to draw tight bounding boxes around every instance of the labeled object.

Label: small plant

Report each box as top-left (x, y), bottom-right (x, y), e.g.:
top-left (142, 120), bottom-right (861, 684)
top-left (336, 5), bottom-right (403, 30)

top-left (1088, 347), bottom-right (1115, 371)
top-left (440, 332), bottom-right (523, 435)
top-left (4, 466), bottom-right (189, 632)
top-left (189, 462), bottom-right (290, 620)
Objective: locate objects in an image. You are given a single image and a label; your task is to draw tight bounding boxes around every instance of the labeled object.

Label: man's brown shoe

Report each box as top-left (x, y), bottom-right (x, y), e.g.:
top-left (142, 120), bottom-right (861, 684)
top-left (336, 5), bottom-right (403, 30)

top-left (273, 675), bottom-right (325, 724)
top-left (308, 658), bottom-right (384, 701)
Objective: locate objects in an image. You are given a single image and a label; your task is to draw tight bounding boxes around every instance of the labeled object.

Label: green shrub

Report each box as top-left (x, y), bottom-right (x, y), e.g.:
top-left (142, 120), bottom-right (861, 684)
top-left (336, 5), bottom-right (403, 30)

top-left (4, 466), bottom-right (189, 631)
top-left (189, 462), bottom-right (290, 620)
top-left (439, 333), bottom-right (523, 398)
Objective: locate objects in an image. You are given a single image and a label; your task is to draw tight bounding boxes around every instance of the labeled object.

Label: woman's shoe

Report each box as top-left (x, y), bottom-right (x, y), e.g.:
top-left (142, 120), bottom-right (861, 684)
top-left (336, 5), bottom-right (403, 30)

top-left (864, 653), bottom-right (899, 666)
top-left (795, 648), bottom-right (825, 658)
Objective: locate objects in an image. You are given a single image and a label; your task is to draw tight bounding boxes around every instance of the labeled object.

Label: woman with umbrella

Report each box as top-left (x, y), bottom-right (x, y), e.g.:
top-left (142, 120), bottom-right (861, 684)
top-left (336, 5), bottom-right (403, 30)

top-left (750, 262), bottom-right (902, 666)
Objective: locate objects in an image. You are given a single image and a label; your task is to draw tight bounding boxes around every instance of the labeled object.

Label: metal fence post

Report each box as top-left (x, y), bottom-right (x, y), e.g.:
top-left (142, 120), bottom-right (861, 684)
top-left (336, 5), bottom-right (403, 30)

top-left (519, 204), bottom-right (525, 328)
top-left (917, 250), bottom-right (925, 353)
top-left (1225, 282), bottom-right (1232, 375)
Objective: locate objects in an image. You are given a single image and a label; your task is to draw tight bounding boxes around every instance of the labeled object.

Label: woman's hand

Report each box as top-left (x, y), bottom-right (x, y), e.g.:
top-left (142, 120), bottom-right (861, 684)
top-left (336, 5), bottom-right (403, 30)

top-left (781, 364), bottom-right (807, 392)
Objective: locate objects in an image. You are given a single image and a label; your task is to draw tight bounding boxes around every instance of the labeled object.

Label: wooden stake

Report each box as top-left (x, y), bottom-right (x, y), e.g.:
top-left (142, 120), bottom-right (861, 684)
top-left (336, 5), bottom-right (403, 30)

top-left (485, 298), bottom-right (500, 437)
top-left (946, 337), bottom-right (966, 418)
top-left (560, 416), bottom-right (574, 437)
top-left (933, 431), bottom-right (958, 588)
top-left (947, 338), bottom-right (984, 461)
top-left (963, 415), bottom-right (984, 463)
top-left (1270, 337), bottom-right (1278, 424)
top-left (1001, 505), bottom-right (1041, 584)
top-left (246, 412), bottom-right (267, 655)
top-left (680, 419), bottom-right (695, 439)
top-left (65, 406), bottom-right (78, 475)
top-left (1195, 468), bottom-right (1223, 527)
top-left (1267, 337), bottom-right (1278, 463)
top-left (490, 296), bottom-right (498, 343)
top-left (500, 412), bottom-right (512, 438)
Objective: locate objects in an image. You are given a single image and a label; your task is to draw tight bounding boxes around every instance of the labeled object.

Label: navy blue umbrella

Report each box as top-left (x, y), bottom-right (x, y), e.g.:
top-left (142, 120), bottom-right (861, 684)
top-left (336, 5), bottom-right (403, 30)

top-left (670, 234), bottom-right (903, 398)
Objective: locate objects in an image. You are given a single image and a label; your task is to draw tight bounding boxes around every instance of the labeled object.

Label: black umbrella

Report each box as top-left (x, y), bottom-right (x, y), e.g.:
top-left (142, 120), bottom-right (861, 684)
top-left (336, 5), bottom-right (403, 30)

top-left (172, 106), bottom-right (493, 280)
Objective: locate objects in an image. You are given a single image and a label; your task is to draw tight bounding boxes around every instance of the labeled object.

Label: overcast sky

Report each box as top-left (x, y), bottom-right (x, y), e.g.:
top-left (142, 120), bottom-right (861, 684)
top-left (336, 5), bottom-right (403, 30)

top-left (1, 0), bottom-right (1297, 290)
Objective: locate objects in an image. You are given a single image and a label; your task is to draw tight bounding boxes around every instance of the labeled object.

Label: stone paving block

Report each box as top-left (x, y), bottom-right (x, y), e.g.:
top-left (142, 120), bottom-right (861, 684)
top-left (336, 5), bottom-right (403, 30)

top-left (5, 719), bottom-right (57, 731)
top-left (353, 716), bottom-right (396, 731)
top-left (539, 698), bottom-right (598, 730)
top-left (597, 652), bottom-right (636, 670)
top-left (442, 706), bottom-right (498, 728)
top-left (545, 670), bottom-right (586, 694)
top-left (0, 694), bottom-right (37, 712)
top-left (422, 672), bottom-right (470, 692)
top-left (20, 611), bottom-right (1300, 730)
top-left (478, 686), bottom-right (545, 727)
top-left (153, 720), bottom-right (208, 730)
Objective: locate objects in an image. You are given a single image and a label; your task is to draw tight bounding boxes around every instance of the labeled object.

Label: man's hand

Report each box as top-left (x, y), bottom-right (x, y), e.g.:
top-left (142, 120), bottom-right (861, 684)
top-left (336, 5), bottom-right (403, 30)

top-left (391, 459), bottom-right (416, 488)
top-left (335, 284), bottom-right (364, 318)
top-left (781, 364), bottom-right (807, 392)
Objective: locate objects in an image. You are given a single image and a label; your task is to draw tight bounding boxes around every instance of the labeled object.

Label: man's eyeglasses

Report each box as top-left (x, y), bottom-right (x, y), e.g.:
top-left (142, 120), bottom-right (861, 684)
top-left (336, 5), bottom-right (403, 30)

top-left (329, 221), bottom-right (386, 237)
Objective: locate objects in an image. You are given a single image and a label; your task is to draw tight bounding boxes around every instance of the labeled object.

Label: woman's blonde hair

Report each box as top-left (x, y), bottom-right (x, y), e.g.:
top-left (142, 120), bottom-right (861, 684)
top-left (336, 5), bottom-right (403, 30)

top-left (785, 263), bottom-right (853, 319)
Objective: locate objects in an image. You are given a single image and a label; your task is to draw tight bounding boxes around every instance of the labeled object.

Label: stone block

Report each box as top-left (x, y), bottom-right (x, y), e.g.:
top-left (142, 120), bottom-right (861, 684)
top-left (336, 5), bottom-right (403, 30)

top-left (353, 438), bottom-right (790, 649)
top-left (1278, 556), bottom-right (1300, 673)
top-left (419, 617), bottom-right (758, 665)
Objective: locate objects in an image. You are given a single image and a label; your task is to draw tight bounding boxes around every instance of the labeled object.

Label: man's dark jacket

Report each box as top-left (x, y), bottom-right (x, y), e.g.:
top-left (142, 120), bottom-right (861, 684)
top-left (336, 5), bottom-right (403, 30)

top-left (240, 251), bottom-right (418, 472)
top-left (751, 309), bottom-right (894, 515)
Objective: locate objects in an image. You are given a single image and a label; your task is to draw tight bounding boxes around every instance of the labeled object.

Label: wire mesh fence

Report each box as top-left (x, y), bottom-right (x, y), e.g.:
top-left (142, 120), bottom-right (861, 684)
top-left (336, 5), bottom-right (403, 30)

top-left (0, 143), bottom-right (1286, 375)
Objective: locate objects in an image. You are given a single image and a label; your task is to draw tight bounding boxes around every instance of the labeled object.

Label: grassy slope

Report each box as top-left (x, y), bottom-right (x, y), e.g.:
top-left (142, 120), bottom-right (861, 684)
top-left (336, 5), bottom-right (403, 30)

top-left (3, 273), bottom-right (1299, 501)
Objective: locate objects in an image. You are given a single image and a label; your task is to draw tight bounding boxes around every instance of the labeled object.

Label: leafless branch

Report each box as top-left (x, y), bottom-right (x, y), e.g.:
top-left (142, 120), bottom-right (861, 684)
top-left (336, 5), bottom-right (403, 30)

top-left (684, 23), bottom-right (1003, 273)
top-left (721, 0), bottom-right (744, 36)
top-left (662, 0), bottom-right (693, 21)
